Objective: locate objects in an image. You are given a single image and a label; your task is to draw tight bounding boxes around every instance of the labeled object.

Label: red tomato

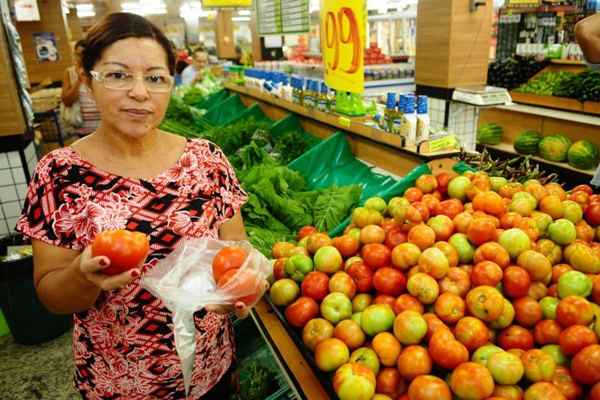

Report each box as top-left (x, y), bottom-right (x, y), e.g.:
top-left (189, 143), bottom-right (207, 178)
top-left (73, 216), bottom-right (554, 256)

top-left (407, 374), bottom-right (452, 400)
top-left (217, 268), bottom-right (261, 305)
top-left (211, 246), bottom-right (247, 282)
top-left (373, 267), bottom-right (406, 297)
top-left (571, 344), bottom-right (600, 385)
top-left (332, 235), bottom-right (360, 258)
top-left (552, 366), bottom-right (582, 400)
top-left (361, 243), bottom-right (391, 270)
top-left (572, 185), bottom-right (593, 195)
top-left (284, 297), bottom-right (319, 328)
top-left (586, 203), bottom-right (600, 226)
top-left (301, 271), bottom-right (330, 302)
top-left (273, 258), bottom-right (287, 280)
top-left (559, 325), bottom-right (598, 355)
top-left (92, 230), bottom-right (149, 276)
top-left (412, 201), bottom-right (430, 221)
top-left (373, 294), bottom-right (396, 309)
top-left (513, 297), bottom-right (543, 328)
top-left (436, 199), bottom-right (464, 219)
top-left (503, 266), bottom-right (531, 298)
top-left (498, 325), bottom-right (534, 350)
top-left (346, 261), bottom-right (374, 293)
top-left (297, 225), bottom-right (318, 241)
top-left (534, 320), bottom-right (562, 345)
top-left (384, 228), bottom-right (407, 249)
top-left (435, 172), bottom-right (454, 196)
top-left (394, 294), bottom-right (425, 315)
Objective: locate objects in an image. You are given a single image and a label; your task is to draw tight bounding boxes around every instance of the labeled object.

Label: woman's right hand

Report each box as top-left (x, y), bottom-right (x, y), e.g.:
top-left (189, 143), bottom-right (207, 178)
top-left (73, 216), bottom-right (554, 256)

top-left (77, 246), bottom-right (141, 291)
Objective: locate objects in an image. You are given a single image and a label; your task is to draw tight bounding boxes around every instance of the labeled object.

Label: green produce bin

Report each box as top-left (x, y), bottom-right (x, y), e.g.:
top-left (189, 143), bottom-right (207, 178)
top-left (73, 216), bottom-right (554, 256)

top-left (201, 94), bottom-right (247, 126)
top-left (0, 235), bottom-right (72, 345)
top-left (195, 89), bottom-right (230, 110)
top-left (288, 131), bottom-right (398, 196)
top-left (270, 114), bottom-right (321, 149)
top-left (0, 309), bottom-right (9, 337)
top-left (227, 103), bottom-right (274, 127)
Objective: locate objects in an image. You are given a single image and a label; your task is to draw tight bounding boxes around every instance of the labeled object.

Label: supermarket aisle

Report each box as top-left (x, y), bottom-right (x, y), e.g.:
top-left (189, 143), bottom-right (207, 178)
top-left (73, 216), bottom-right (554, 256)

top-left (0, 330), bottom-right (79, 400)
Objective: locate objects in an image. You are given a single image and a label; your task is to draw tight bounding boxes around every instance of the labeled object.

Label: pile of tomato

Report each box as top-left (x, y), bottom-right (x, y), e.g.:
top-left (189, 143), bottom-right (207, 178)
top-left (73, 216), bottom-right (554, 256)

top-left (268, 170), bottom-right (600, 400)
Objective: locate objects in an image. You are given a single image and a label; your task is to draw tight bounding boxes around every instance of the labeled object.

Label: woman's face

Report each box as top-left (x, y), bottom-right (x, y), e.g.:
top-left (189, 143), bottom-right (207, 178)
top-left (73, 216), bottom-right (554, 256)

top-left (88, 37), bottom-right (172, 140)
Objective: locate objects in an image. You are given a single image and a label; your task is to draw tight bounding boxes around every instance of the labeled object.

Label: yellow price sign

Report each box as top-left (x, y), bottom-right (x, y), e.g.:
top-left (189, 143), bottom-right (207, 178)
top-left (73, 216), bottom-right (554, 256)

top-left (202, 0), bottom-right (252, 7)
top-left (338, 116), bottom-right (351, 128)
top-left (320, 0), bottom-right (365, 94)
top-left (427, 135), bottom-right (458, 153)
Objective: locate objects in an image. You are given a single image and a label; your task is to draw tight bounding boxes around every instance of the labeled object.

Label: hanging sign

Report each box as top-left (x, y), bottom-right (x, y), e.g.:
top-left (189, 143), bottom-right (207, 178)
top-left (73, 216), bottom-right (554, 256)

top-left (202, 0), bottom-right (253, 7)
top-left (320, 0), bottom-right (365, 94)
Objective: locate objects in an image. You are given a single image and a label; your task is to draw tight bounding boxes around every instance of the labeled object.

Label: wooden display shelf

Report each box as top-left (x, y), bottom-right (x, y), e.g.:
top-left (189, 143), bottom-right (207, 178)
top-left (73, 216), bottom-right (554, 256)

top-left (224, 82), bottom-right (459, 162)
top-left (551, 59), bottom-right (586, 66)
top-left (510, 91), bottom-right (585, 113)
top-left (481, 142), bottom-right (596, 177)
top-left (500, 4), bottom-right (581, 14)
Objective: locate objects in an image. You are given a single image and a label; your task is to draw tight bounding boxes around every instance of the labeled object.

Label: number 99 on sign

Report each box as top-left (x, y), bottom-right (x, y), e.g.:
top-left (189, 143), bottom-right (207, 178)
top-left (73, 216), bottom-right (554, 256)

top-left (320, 0), bottom-right (365, 93)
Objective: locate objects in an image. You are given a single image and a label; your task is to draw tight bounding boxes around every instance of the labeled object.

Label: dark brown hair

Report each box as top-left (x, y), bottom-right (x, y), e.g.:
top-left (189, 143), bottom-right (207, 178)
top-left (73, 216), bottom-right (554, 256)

top-left (81, 12), bottom-right (175, 75)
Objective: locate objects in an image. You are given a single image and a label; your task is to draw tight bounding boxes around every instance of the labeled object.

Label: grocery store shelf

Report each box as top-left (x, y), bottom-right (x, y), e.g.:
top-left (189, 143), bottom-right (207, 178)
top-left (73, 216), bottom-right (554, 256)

top-left (364, 78), bottom-right (415, 88)
top-left (481, 142), bottom-right (596, 177)
top-left (495, 103), bottom-right (600, 126)
top-left (551, 59), bottom-right (586, 66)
top-left (224, 82), bottom-right (458, 161)
top-left (500, 4), bottom-right (581, 14)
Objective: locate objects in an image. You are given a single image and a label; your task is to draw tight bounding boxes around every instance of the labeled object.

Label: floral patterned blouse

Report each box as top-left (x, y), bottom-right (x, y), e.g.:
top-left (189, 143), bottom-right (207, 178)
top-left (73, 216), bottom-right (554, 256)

top-left (16, 139), bottom-right (248, 399)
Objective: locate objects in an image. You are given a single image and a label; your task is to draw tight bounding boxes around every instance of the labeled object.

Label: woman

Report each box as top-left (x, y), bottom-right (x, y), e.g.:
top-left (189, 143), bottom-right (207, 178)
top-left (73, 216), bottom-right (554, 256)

top-left (17, 13), bottom-right (254, 399)
top-left (61, 40), bottom-right (101, 137)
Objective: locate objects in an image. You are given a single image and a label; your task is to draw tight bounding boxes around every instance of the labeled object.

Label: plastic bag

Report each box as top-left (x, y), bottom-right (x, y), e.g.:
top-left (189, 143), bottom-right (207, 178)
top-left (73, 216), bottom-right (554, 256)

top-left (141, 238), bottom-right (271, 395)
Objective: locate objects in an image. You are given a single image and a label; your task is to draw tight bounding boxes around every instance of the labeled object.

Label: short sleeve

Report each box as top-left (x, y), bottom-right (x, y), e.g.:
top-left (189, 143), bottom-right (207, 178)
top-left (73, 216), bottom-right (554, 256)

top-left (201, 140), bottom-right (248, 222)
top-left (15, 149), bottom-right (79, 250)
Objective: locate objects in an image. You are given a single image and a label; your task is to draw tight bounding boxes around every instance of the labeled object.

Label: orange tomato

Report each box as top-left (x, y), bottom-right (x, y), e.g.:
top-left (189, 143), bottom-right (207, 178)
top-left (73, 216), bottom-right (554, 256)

top-left (92, 230), bottom-right (149, 276)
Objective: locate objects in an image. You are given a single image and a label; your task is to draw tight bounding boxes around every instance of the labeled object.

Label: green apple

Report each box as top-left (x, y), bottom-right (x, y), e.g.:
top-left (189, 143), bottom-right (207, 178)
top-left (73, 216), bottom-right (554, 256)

top-left (349, 347), bottom-right (380, 375)
top-left (285, 254), bottom-right (314, 282)
top-left (269, 278), bottom-right (300, 306)
top-left (320, 292), bottom-right (352, 324)
top-left (360, 304), bottom-right (395, 336)
top-left (314, 246), bottom-right (343, 274)
top-left (449, 233), bottom-right (475, 264)
top-left (557, 270), bottom-right (593, 298)
top-left (548, 219), bottom-right (577, 246)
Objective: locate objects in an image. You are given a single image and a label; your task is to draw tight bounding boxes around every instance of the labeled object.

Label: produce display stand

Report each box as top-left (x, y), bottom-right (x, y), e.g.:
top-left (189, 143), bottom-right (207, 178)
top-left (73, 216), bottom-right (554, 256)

top-left (250, 158), bottom-right (456, 400)
top-left (224, 82), bottom-right (459, 178)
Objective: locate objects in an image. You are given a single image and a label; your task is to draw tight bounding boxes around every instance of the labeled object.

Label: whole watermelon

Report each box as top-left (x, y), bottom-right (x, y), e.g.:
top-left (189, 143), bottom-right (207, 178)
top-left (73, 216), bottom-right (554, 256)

top-left (514, 131), bottom-right (542, 155)
top-left (538, 134), bottom-right (572, 162)
top-left (567, 140), bottom-right (599, 170)
top-left (477, 123), bottom-right (503, 145)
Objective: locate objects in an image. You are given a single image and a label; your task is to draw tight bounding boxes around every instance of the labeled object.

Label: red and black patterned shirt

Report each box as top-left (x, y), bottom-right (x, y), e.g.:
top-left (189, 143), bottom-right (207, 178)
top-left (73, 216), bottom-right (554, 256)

top-left (16, 139), bottom-right (248, 399)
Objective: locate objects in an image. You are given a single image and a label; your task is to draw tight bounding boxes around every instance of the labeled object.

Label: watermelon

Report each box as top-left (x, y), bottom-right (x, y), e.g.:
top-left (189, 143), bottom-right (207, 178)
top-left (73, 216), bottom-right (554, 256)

top-left (567, 140), bottom-right (599, 170)
top-left (538, 134), bottom-right (572, 162)
top-left (514, 131), bottom-right (542, 155)
top-left (477, 123), bottom-right (503, 145)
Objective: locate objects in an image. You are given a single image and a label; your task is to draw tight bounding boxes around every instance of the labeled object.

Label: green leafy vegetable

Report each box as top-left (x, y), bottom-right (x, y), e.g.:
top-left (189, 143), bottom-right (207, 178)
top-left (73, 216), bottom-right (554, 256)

top-left (312, 185), bottom-right (362, 232)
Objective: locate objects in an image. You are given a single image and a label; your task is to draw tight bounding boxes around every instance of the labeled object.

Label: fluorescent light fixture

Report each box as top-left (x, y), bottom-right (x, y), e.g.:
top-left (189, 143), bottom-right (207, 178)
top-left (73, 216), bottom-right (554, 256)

top-left (238, 9), bottom-right (251, 16)
top-left (180, 2), bottom-right (209, 18)
top-left (76, 3), bottom-right (95, 17)
top-left (232, 16), bottom-right (250, 22)
top-left (122, 0), bottom-right (166, 15)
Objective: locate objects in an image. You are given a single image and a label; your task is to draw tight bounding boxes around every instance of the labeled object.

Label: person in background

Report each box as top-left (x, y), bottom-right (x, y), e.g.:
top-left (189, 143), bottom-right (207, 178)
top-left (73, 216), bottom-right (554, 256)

top-left (61, 39), bottom-right (101, 136)
top-left (181, 46), bottom-right (208, 85)
top-left (18, 12), bottom-right (261, 399)
top-left (575, 14), bottom-right (600, 64)
top-left (174, 59), bottom-right (190, 86)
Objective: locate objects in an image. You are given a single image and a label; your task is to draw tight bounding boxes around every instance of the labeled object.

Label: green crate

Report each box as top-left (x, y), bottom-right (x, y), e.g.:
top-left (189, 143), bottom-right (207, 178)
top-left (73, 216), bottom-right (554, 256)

top-left (270, 114), bottom-right (321, 150)
top-left (227, 103), bottom-right (274, 127)
top-left (201, 94), bottom-right (247, 126)
top-left (0, 309), bottom-right (9, 337)
top-left (194, 90), bottom-right (229, 110)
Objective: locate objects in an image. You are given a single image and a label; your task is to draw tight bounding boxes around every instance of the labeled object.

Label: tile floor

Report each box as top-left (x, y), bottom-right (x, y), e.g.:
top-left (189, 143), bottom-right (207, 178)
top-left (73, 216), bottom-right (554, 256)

top-left (0, 330), bottom-right (79, 400)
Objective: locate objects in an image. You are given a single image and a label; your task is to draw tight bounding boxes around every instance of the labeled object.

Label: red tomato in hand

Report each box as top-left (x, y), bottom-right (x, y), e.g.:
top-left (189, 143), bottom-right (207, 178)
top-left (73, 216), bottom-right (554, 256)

top-left (217, 267), bottom-right (261, 305)
top-left (91, 230), bottom-right (149, 276)
top-left (212, 247), bottom-right (247, 282)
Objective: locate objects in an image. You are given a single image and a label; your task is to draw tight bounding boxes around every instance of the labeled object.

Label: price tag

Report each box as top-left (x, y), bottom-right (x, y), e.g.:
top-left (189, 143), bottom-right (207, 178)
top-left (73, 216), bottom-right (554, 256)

top-left (338, 116), bottom-right (351, 128)
top-left (426, 135), bottom-right (458, 153)
top-left (320, 0), bottom-right (365, 93)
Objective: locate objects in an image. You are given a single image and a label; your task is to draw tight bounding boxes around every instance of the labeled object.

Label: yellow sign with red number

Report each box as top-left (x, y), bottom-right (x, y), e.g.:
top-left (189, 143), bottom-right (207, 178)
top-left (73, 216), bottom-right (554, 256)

top-left (202, 0), bottom-right (252, 8)
top-left (320, 0), bottom-right (365, 93)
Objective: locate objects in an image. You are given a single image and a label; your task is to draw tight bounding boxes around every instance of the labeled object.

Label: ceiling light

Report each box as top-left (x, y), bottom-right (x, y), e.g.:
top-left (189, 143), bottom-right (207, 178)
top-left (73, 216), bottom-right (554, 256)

top-left (76, 3), bottom-right (95, 17)
top-left (238, 10), bottom-right (251, 16)
top-left (232, 16), bottom-right (250, 22)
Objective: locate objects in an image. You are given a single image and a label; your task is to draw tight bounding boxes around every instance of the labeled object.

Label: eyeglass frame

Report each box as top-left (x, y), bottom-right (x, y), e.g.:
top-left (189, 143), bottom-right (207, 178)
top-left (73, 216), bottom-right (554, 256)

top-left (89, 70), bottom-right (174, 93)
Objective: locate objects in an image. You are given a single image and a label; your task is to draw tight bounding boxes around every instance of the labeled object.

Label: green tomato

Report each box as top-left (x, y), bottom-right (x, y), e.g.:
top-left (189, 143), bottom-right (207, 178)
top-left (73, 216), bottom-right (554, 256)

top-left (539, 296), bottom-right (559, 320)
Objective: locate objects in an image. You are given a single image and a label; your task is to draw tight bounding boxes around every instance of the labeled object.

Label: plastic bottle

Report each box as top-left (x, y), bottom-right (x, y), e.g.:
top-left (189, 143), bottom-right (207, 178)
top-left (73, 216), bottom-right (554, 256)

top-left (384, 92), bottom-right (396, 133)
top-left (304, 79), bottom-right (315, 108)
top-left (291, 77), bottom-right (301, 104)
top-left (393, 95), bottom-right (405, 135)
top-left (403, 95), bottom-right (418, 147)
top-left (318, 81), bottom-right (329, 112)
top-left (417, 95), bottom-right (430, 143)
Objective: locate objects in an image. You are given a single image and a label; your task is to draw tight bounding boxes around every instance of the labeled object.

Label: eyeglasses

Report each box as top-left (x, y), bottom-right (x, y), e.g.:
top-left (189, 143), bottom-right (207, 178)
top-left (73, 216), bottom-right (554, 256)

top-left (89, 70), bottom-right (173, 93)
